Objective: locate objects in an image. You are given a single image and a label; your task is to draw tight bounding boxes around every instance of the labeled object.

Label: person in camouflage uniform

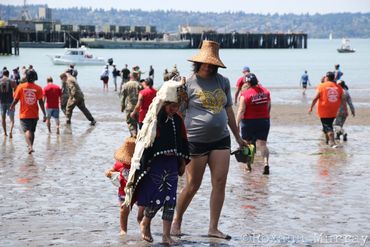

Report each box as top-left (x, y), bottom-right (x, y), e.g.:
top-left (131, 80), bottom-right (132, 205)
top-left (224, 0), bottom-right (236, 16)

top-left (60, 79), bottom-right (69, 115)
top-left (60, 73), bottom-right (96, 126)
top-left (121, 71), bottom-right (142, 137)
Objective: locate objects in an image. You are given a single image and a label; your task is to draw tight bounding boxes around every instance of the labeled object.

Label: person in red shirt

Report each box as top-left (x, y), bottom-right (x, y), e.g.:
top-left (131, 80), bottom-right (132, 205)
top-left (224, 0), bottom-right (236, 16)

top-left (10, 70), bottom-right (46, 154)
top-left (234, 66), bottom-right (250, 104)
top-left (309, 71), bottom-right (344, 147)
top-left (236, 73), bottom-right (271, 175)
top-left (43, 76), bottom-right (62, 134)
top-left (130, 78), bottom-right (157, 129)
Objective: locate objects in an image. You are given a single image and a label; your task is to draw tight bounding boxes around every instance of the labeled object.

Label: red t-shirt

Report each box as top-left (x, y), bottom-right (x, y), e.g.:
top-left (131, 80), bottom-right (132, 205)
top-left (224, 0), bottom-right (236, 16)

top-left (43, 83), bottom-right (62, 109)
top-left (113, 161), bottom-right (131, 197)
top-left (241, 85), bottom-right (271, 119)
top-left (138, 87), bottom-right (157, 122)
top-left (236, 76), bottom-right (245, 89)
top-left (13, 82), bottom-right (43, 119)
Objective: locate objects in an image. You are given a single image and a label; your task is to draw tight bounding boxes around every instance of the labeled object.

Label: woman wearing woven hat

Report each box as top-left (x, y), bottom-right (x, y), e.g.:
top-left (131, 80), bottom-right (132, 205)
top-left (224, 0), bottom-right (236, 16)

top-left (171, 40), bottom-right (247, 240)
top-left (124, 79), bottom-right (190, 244)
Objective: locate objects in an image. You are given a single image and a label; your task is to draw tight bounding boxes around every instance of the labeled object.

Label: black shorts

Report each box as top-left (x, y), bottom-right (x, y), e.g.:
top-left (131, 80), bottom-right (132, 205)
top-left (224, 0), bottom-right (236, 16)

top-left (188, 135), bottom-right (230, 156)
top-left (241, 118), bottom-right (270, 142)
top-left (20, 118), bottom-right (38, 132)
top-left (320, 118), bottom-right (335, 133)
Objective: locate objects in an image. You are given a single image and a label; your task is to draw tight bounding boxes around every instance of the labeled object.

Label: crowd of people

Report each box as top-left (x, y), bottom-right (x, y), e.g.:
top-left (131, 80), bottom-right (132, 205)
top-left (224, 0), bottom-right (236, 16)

top-left (1, 40), bottom-right (356, 245)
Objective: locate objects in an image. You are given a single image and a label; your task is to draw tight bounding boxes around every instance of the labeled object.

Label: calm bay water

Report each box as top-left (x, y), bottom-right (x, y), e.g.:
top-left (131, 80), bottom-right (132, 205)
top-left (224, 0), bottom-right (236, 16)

top-left (1, 39), bottom-right (369, 90)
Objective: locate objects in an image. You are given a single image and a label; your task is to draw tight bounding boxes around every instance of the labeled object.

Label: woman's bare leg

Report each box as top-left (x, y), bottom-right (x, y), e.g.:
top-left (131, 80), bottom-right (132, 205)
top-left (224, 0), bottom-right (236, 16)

top-left (208, 149), bottom-right (231, 239)
top-left (171, 155), bottom-right (208, 236)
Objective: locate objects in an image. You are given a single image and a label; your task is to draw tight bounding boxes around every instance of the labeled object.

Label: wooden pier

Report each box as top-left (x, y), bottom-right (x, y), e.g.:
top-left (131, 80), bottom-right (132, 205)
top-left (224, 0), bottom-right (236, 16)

top-left (2, 29), bottom-right (307, 49)
top-left (0, 27), bottom-right (19, 55)
top-left (181, 32), bottom-right (307, 49)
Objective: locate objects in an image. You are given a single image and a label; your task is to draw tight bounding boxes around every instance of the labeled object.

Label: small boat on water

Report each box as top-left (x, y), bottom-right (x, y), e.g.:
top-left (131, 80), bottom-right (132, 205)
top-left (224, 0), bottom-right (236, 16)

top-left (337, 38), bottom-right (355, 53)
top-left (80, 34), bottom-right (191, 49)
top-left (48, 46), bottom-right (106, 65)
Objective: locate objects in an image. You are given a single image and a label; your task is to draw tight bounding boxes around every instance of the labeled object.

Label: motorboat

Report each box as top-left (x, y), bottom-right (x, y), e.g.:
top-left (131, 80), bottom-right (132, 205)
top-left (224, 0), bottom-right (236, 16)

top-left (48, 46), bottom-right (106, 65)
top-left (337, 39), bottom-right (355, 53)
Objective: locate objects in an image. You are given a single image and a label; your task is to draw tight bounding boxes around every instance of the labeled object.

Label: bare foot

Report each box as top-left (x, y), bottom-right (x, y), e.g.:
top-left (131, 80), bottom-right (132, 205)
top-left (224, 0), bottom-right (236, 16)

top-left (119, 229), bottom-right (127, 236)
top-left (170, 220), bottom-right (182, 236)
top-left (3, 133), bottom-right (7, 137)
top-left (9, 132), bottom-right (12, 138)
top-left (163, 235), bottom-right (177, 245)
top-left (208, 229), bottom-right (231, 240)
top-left (28, 147), bottom-right (34, 154)
top-left (140, 221), bottom-right (153, 242)
top-left (56, 128), bottom-right (60, 135)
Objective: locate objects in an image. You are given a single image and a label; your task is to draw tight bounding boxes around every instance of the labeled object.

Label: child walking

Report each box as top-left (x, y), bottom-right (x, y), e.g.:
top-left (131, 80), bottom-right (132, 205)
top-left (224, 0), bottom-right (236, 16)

top-left (105, 137), bottom-right (143, 235)
top-left (124, 79), bottom-right (189, 244)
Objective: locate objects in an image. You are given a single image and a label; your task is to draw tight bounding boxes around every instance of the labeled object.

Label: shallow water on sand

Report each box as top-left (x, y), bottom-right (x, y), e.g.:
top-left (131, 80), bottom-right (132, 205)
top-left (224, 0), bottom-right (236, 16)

top-left (1, 89), bottom-right (370, 246)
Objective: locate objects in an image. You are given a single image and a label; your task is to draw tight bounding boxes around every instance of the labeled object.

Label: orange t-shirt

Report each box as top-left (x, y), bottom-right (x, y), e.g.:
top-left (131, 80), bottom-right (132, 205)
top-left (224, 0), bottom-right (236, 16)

top-left (13, 82), bottom-right (43, 119)
top-left (317, 81), bottom-right (343, 118)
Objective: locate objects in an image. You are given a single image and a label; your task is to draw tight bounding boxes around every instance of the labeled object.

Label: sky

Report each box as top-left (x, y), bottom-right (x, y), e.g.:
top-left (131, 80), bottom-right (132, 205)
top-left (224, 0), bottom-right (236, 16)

top-left (2, 0), bottom-right (370, 14)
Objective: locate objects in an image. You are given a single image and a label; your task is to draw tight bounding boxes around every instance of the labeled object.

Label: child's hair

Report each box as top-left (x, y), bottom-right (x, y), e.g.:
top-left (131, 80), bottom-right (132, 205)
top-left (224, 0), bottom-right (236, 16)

top-left (47, 76), bottom-right (53, 83)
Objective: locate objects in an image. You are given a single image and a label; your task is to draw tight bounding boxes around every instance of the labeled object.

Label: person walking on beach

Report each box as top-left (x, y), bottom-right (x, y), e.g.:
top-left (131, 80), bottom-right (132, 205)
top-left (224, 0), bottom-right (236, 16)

top-left (148, 65), bottom-right (154, 80)
top-left (100, 65), bottom-right (110, 91)
top-left (300, 70), bottom-right (311, 95)
top-left (60, 75), bottom-right (69, 116)
top-left (12, 67), bottom-right (20, 85)
top-left (234, 65), bottom-right (251, 104)
top-left (60, 73), bottom-right (96, 126)
top-left (105, 137), bottom-right (143, 235)
top-left (236, 73), bottom-right (271, 175)
top-left (124, 80), bottom-right (190, 244)
top-left (43, 76), bottom-right (62, 134)
top-left (334, 64), bottom-right (343, 82)
top-left (130, 78), bottom-right (157, 129)
top-left (171, 41), bottom-right (247, 239)
top-left (309, 71), bottom-right (343, 147)
top-left (334, 80), bottom-right (355, 141)
top-left (112, 64), bottom-right (120, 92)
top-left (66, 64), bottom-right (78, 78)
top-left (121, 71), bottom-right (142, 137)
top-left (0, 70), bottom-right (17, 138)
top-left (28, 65), bottom-right (38, 81)
top-left (10, 70), bottom-right (46, 154)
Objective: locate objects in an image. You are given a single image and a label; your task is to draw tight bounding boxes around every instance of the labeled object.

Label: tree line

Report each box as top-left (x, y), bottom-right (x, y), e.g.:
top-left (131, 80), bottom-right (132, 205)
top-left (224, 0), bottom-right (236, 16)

top-left (1, 4), bottom-right (370, 38)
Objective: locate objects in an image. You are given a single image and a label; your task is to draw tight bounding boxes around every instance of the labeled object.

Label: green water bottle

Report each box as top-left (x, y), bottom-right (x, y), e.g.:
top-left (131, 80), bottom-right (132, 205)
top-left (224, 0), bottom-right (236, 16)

top-left (242, 146), bottom-right (250, 156)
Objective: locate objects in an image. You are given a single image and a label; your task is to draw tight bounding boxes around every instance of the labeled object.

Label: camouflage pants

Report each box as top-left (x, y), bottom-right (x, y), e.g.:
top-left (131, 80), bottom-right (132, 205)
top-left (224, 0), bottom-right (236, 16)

top-left (125, 110), bottom-right (138, 137)
top-left (61, 96), bottom-right (68, 115)
top-left (66, 98), bottom-right (94, 122)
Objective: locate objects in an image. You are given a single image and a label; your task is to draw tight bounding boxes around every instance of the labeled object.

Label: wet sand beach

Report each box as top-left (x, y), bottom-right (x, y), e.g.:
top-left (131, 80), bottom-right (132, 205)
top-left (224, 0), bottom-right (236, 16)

top-left (1, 87), bottom-right (370, 246)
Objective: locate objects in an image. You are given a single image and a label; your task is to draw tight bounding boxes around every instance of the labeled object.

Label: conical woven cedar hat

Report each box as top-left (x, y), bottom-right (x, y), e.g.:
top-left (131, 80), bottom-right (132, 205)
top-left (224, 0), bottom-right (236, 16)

top-left (114, 137), bottom-right (136, 164)
top-left (188, 40), bottom-right (226, 68)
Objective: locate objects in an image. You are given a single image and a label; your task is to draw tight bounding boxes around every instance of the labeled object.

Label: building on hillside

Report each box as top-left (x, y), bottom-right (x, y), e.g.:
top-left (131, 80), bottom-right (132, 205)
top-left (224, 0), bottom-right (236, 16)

top-left (179, 25), bottom-right (215, 34)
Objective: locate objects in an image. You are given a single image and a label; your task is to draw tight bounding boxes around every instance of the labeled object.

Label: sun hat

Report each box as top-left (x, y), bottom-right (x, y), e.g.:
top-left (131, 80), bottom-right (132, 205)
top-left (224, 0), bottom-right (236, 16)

top-left (114, 137), bottom-right (136, 164)
top-left (242, 66), bottom-right (250, 72)
top-left (188, 40), bottom-right (226, 68)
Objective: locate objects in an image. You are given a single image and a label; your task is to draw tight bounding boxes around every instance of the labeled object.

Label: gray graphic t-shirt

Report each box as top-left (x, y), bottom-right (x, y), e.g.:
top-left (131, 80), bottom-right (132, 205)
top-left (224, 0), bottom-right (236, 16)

top-left (184, 73), bottom-right (232, 143)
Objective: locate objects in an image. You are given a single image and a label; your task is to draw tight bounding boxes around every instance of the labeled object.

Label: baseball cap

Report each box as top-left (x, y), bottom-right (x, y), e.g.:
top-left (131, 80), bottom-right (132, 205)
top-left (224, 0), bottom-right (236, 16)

top-left (245, 73), bottom-right (258, 85)
top-left (242, 66), bottom-right (250, 72)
